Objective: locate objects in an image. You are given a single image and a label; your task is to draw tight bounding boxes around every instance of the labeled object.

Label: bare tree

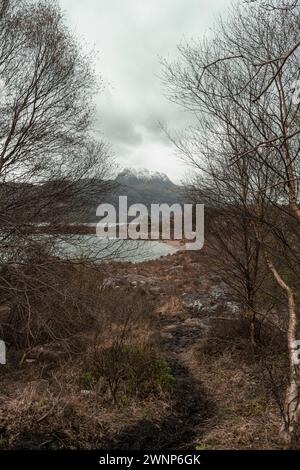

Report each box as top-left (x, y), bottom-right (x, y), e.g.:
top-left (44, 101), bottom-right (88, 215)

top-left (162, 0), bottom-right (300, 444)
top-left (0, 0), bottom-right (118, 354)
top-left (0, 0), bottom-right (115, 261)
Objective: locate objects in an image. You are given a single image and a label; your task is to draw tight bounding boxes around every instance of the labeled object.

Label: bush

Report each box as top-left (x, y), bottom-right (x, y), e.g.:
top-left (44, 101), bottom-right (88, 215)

top-left (87, 343), bottom-right (175, 403)
top-left (0, 257), bottom-right (105, 349)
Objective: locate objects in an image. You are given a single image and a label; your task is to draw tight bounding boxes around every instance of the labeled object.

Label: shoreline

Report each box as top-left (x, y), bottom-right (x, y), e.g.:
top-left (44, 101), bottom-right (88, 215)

top-left (161, 239), bottom-right (186, 250)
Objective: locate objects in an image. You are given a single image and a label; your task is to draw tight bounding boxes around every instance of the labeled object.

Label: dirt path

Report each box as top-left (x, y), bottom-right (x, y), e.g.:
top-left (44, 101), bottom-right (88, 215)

top-left (101, 250), bottom-right (283, 450)
top-left (105, 310), bottom-right (217, 450)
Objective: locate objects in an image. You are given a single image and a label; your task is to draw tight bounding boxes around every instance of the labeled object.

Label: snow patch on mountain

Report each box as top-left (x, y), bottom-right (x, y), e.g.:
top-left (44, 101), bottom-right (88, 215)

top-left (118, 168), bottom-right (171, 183)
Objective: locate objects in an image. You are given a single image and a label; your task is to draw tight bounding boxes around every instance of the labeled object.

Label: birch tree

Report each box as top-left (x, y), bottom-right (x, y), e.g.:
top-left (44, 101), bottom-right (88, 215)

top-left (163, 0), bottom-right (300, 444)
top-left (0, 0), bottom-right (114, 258)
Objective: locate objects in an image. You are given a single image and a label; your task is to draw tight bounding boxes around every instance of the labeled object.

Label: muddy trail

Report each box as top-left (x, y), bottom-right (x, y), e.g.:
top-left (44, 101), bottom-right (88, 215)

top-left (105, 312), bottom-right (217, 450)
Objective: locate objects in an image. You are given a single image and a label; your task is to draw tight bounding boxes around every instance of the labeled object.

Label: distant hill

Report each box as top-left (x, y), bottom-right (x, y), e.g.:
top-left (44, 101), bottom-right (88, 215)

top-left (80, 168), bottom-right (184, 223)
top-left (0, 169), bottom-right (186, 224)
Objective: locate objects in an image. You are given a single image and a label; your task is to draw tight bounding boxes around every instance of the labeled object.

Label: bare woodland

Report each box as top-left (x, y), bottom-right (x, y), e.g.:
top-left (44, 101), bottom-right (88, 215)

top-left (162, 0), bottom-right (300, 445)
top-left (0, 1), bottom-right (116, 384)
top-left (2, 0), bottom-right (300, 451)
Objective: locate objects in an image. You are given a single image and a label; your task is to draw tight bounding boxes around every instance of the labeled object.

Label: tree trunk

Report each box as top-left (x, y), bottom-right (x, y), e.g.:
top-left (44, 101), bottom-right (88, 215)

top-left (264, 247), bottom-right (300, 445)
top-left (247, 304), bottom-right (256, 346)
top-left (0, 0), bottom-right (8, 19)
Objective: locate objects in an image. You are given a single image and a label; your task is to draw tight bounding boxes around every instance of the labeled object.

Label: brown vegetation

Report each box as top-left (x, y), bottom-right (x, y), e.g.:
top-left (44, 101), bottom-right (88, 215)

top-left (0, 247), bottom-right (294, 450)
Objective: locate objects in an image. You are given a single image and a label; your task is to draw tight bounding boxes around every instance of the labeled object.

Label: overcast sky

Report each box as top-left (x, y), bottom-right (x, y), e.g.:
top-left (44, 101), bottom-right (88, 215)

top-left (60, 0), bottom-right (231, 182)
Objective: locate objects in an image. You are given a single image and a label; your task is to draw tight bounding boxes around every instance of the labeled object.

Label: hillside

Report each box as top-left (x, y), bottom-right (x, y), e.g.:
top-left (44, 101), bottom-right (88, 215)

top-left (78, 168), bottom-right (185, 223)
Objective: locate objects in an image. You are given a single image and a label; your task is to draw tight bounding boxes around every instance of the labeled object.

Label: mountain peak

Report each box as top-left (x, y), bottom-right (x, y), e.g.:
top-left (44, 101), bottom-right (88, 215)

top-left (117, 168), bottom-right (171, 183)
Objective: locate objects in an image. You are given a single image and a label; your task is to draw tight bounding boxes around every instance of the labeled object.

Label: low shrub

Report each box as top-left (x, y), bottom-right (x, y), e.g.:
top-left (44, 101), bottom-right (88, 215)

top-left (0, 256), bottom-right (104, 349)
top-left (86, 343), bottom-right (175, 403)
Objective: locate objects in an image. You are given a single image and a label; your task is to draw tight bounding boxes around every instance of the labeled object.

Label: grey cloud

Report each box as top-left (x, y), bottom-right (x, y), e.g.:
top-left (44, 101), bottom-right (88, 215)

top-left (60, 0), bottom-right (231, 182)
top-left (96, 108), bottom-right (143, 146)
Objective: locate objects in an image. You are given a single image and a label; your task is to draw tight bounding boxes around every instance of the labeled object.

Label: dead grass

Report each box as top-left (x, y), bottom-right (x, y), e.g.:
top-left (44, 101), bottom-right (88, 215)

top-left (0, 364), bottom-right (173, 449)
top-left (0, 258), bottom-right (176, 449)
top-left (156, 295), bottom-right (187, 316)
top-left (190, 317), bottom-right (288, 450)
top-left (0, 249), bottom-right (293, 450)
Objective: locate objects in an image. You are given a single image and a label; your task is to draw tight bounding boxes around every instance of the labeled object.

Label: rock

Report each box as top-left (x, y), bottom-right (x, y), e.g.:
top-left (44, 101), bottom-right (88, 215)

top-left (103, 274), bottom-right (156, 289)
top-left (102, 279), bottom-right (116, 288)
top-left (225, 301), bottom-right (240, 314)
top-left (182, 283), bottom-right (233, 314)
top-left (149, 286), bottom-right (163, 295)
top-left (187, 300), bottom-right (204, 312)
top-left (210, 284), bottom-right (227, 300)
top-left (163, 324), bottom-right (178, 331)
top-left (183, 294), bottom-right (205, 312)
top-left (80, 390), bottom-right (96, 396)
